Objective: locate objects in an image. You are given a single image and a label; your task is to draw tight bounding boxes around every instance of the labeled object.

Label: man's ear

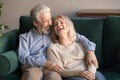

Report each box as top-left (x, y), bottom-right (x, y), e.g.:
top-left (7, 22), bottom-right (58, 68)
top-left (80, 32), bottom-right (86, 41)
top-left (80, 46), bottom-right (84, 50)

top-left (33, 21), bottom-right (39, 27)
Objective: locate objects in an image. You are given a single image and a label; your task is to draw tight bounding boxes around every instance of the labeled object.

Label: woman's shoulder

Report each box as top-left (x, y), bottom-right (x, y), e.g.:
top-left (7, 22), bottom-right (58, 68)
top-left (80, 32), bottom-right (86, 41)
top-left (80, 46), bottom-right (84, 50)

top-left (48, 43), bottom-right (59, 49)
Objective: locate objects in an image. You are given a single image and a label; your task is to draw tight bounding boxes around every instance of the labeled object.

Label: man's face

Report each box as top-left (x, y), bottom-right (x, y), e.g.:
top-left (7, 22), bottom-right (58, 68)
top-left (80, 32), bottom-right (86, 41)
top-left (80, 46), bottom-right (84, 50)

top-left (36, 12), bottom-right (52, 34)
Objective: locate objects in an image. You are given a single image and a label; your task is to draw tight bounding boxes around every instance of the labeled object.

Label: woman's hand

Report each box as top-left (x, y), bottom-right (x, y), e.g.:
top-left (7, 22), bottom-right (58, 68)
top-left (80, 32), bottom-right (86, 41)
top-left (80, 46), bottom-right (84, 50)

top-left (44, 61), bottom-right (63, 73)
top-left (79, 70), bottom-right (95, 80)
top-left (86, 50), bottom-right (98, 68)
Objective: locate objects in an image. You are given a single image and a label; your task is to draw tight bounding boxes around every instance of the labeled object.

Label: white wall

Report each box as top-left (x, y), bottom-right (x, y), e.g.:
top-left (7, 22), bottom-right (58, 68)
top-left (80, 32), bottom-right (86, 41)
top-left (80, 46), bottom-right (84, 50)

top-left (0, 0), bottom-right (120, 30)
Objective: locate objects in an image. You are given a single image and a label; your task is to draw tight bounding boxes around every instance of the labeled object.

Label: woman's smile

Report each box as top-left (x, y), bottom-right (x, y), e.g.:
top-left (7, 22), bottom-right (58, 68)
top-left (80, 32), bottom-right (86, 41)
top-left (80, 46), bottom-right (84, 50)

top-left (57, 27), bottom-right (64, 32)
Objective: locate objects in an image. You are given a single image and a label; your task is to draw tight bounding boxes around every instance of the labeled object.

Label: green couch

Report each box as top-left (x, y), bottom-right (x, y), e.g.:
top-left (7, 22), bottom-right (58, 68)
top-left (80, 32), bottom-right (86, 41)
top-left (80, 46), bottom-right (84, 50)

top-left (0, 15), bottom-right (120, 80)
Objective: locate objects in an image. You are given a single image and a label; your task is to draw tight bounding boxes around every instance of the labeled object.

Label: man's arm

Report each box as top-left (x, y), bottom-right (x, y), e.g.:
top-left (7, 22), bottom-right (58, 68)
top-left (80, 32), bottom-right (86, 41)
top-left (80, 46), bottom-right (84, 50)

top-left (18, 34), bottom-right (46, 67)
top-left (87, 51), bottom-right (98, 68)
top-left (76, 33), bottom-right (96, 51)
top-left (76, 33), bottom-right (98, 68)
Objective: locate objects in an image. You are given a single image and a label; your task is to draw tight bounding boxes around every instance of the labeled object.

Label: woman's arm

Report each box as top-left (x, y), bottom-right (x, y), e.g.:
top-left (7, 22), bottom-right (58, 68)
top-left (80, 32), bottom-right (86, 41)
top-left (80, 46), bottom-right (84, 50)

top-left (60, 69), bottom-right (80, 77)
top-left (46, 46), bottom-right (63, 73)
top-left (88, 64), bottom-right (97, 74)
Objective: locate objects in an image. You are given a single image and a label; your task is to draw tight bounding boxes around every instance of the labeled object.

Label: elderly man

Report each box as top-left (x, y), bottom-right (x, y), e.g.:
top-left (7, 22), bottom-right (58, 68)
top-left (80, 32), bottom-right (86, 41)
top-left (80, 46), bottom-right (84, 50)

top-left (18, 4), bottom-right (98, 80)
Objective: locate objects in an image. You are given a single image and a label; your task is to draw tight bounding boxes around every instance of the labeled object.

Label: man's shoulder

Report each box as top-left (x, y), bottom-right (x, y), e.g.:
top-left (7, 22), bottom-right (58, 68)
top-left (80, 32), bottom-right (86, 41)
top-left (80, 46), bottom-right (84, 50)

top-left (19, 29), bottom-right (33, 38)
top-left (20, 32), bottom-right (29, 37)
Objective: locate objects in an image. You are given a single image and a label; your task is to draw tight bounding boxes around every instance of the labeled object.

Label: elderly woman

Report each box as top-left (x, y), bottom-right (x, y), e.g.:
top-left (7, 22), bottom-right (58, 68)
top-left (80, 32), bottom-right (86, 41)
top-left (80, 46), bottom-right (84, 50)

top-left (46, 15), bottom-right (106, 80)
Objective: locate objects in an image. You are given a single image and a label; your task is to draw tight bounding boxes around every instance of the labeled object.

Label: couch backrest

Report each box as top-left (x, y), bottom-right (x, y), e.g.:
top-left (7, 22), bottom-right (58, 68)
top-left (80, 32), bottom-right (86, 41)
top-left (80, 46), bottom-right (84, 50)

top-left (102, 16), bottom-right (120, 71)
top-left (19, 16), bottom-right (34, 34)
top-left (19, 16), bottom-right (104, 68)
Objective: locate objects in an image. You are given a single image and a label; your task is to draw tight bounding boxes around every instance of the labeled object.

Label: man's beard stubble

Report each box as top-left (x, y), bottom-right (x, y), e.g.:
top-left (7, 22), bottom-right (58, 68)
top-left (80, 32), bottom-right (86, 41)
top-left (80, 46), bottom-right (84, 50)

top-left (41, 26), bottom-right (51, 34)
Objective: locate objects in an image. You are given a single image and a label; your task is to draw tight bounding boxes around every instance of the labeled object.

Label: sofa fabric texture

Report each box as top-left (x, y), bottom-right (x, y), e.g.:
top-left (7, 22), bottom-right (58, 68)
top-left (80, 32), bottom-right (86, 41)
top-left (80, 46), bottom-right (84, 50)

top-left (102, 16), bottom-right (120, 72)
top-left (0, 15), bottom-right (120, 80)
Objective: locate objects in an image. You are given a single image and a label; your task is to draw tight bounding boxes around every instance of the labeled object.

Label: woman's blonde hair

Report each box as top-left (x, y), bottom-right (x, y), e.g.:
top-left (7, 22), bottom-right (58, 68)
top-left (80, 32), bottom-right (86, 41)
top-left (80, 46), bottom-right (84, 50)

top-left (51, 15), bottom-right (76, 43)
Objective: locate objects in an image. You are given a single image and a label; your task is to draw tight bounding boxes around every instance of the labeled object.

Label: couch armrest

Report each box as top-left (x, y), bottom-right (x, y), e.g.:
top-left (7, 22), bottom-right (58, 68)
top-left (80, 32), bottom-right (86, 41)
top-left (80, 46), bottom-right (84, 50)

top-left (0, 50), bottom-right (18, 77)
top-left (0, 29), bottom-right (19, 53)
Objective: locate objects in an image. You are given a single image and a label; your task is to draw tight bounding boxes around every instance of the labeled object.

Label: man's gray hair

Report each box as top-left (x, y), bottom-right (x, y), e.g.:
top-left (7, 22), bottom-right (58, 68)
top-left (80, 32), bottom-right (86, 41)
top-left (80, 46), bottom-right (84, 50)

top-left (30, 4), bottom-right (51, 23)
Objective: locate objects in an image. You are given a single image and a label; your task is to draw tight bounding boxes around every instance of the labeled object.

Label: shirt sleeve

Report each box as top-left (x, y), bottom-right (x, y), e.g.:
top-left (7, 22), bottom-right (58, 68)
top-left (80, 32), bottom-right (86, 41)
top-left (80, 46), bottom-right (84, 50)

top-left (88, 64), bottom-right (97, 74)
top-left (60, 69), bottom-right (80, 77)
top-left (76, 33), bottom-right (96, 51)
top-left (61, 64), bottom-right (97, 77)
top-left (18, 34), bottom-right (46, 67)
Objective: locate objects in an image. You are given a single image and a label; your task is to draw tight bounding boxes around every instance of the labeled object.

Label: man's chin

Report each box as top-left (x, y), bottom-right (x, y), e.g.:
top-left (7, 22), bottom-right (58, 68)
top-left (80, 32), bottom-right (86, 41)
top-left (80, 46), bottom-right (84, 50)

top-left (42, 30), bottom-right (50, 34)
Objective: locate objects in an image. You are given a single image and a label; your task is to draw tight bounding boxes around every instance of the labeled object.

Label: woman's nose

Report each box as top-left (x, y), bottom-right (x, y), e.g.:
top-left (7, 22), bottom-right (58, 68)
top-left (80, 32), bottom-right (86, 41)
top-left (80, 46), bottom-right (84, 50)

top-left (57, 22), bottom-right (61, 26)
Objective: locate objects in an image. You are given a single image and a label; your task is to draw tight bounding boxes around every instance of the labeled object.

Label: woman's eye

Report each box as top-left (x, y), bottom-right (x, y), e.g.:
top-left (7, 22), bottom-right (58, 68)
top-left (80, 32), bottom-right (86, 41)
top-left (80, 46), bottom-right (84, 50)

top-left (61, 21), bottom-right (64, 24)
top-left (54, 23), bottom-right (57, 26)
top-left (61, 22), bottom-right (63, 24)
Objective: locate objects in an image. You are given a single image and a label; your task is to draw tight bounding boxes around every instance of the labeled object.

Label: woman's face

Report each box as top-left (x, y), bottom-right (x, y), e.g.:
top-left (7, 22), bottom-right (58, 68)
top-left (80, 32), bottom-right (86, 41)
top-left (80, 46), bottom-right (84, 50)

top-left (54, 17), bottom-right (69, 37)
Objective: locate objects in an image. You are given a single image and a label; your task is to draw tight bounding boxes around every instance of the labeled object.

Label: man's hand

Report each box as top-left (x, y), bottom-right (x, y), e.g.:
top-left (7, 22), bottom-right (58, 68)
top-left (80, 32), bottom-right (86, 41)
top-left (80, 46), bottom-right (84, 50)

top-left (44, 61), bottom-right (62, 73)
top-left (86, 51), bottom-right (98, 68)
top-left (79, 71), bottom-right (95, 80)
